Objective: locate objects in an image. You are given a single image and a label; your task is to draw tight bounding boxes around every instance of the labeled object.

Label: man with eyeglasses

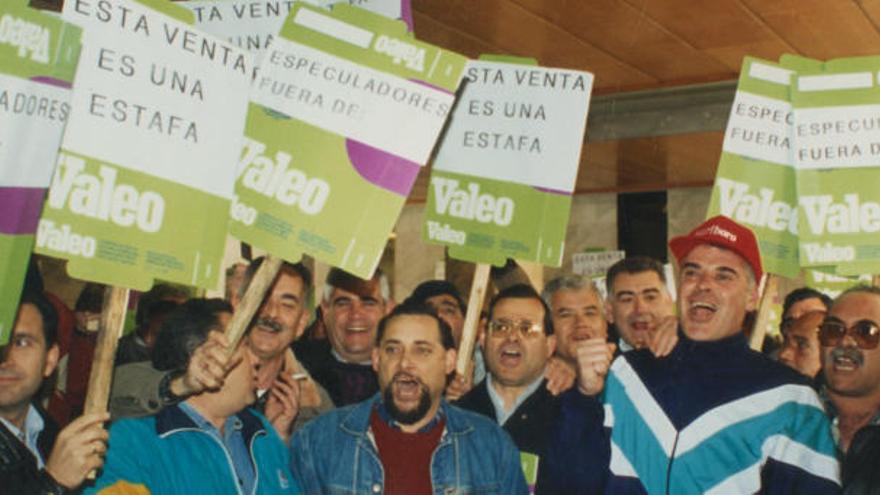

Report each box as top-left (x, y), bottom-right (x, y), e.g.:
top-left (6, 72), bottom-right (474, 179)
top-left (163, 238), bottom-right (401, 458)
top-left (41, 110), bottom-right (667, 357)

top-left (819, 285), bottom-right (880, 493)
top-left (540, 216), bottom-right (840, 494)
top-left (456, 284), bottom-right (559, 493)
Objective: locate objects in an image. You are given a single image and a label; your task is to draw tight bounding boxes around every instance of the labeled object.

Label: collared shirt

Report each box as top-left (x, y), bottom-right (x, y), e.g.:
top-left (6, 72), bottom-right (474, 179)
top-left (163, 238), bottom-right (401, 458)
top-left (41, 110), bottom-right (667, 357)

top-left (820, 386), bottom-right (880, 457)
top-left (374, 401), bottom-right (444, 434)
top-left (178, 402), bottom-right (255, 494)
top-left (487, 371), bottom-right (545, 426)
top-left (0, 405), bottom-right (46, 467)
top-left (330, 348), bottom-right (372, 366)
top-left (619, 338), bottom-right (634, 353)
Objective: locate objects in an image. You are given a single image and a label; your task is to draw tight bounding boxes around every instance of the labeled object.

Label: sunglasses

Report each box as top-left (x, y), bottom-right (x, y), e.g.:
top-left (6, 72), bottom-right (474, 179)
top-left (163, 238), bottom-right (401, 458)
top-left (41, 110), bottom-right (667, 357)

top-left (487, 319), bottom-right (544, 338)
top-left (818, 317), bottom-right (880, 350)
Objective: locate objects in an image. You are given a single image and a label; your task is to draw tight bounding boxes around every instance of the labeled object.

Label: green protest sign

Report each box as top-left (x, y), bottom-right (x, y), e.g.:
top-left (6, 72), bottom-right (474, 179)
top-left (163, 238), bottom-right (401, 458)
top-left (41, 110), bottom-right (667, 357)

top-left (424, 57), bottom-right (593, 266)
top-left (708, 57), bottom-right (805, 278)
top-left (0, 2), bottom-right (81, 343)
top-left (792, 56), bottom-right (880, 276)
top-left (805, 269), bottom-right (872, 299)
top-left (231, 3), bottom-right (466, 278)
top-left (35, 0), bottom-right (253, 290)
top-left (181, 0), bottom-right (412, 60)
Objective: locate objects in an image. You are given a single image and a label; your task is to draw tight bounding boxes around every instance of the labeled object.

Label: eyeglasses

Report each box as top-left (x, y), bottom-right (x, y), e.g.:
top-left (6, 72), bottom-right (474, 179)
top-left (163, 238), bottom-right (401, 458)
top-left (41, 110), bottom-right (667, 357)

top-left (818, 317), bottom-right (880, 350)
top-left (487, 319), bottom-right (544, 338)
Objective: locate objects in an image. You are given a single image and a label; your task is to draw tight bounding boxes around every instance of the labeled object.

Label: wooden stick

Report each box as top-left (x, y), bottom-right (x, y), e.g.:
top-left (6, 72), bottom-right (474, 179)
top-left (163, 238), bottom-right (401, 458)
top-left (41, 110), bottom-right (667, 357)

top-left (224, 255), bottom-right (283, 358)
top-left (82, 286), bottom-right (129, 479)
top-left (749, 273), bottom-right (778, 351)
top-left (456, 263), bottom-right (491, 375)
top-left (873, 274), bottom-right (880, 287)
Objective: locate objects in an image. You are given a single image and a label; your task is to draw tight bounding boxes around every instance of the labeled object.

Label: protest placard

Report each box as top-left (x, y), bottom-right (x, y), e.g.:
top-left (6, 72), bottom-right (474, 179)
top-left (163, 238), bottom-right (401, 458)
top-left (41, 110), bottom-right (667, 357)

top-left (181, 0), bottom-right (411, 63)
top-left (231, 3), bottom-right (466, 279)
top-left (35, 0), bottom-right (253, 291)
top-left (424, 57), bottom-right (593, 267)
top-left (0, 1), bottom-right (80, 343)
top-left (792, 56), bottom-right (880, 276)
top-left (707, 57), bottom-right (802, 278)
top-left (572, 250), bottom-right (625, 277)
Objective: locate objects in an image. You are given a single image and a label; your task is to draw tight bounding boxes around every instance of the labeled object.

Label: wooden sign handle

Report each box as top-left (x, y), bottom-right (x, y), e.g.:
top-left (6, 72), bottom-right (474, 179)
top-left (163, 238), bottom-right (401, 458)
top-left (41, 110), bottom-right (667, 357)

top-left (455, 263), bottom-right (491, 376)
top-left (83, 286), bottom-right (129, 479)
top-left (224, 255), bottom-right (283, 358)
top-left (749, 273), bottom-right (778, 351)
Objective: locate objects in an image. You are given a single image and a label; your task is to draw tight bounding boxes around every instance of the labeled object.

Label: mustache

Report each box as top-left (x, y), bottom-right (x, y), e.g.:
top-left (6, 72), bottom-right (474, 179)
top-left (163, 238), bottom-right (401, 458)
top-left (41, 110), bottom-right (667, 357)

top-left (253, 317), bottom-right (283, 333)
top-left (392, 372), bottom-right (426, 387)
top-left (831, 347), bottom-right (864, 366)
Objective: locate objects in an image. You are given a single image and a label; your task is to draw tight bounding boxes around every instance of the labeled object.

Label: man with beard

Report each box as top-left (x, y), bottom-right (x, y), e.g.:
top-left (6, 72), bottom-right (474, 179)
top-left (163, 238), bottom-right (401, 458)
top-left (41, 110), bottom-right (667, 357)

top-left (456, 284), bottom-right (560, 493)
top-left (110, 258), bottom-right (331, 436)
top-left (819, 286), bottom-right (880, 492)
top-left (540, 216), bottom-right (840, 494)
top-left (293, 268), bottom-right (391, 406)
top-left (290, 303), bottom-right (527, 494)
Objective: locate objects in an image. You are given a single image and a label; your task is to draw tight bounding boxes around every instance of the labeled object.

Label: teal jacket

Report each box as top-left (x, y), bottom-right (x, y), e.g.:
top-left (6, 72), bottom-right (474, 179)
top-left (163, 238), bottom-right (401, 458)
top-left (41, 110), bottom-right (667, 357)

top-left (85, 405), bottom-right (299, 495)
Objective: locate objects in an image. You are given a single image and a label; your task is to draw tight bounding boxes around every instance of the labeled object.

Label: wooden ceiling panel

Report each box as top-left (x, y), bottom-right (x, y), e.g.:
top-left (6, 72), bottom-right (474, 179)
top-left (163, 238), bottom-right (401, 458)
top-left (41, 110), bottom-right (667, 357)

top-left (620, 0), bottom-right (793, 70)
top-left (412, 0), bottom-right (658, 92)
top-left (511, 0), bottom-right (734, 84)
top-left (741, 0), bottom-right (880, 60)
top-left (412, 12), bottom-right (502, 59)
top-left (858, 0), bottom-right (880, 30)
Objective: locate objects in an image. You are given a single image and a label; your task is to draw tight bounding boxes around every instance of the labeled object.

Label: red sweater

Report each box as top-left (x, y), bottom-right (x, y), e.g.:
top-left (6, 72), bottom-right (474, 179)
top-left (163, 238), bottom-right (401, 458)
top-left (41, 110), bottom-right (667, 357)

top-left (369, 409), bottom-right (445, 495)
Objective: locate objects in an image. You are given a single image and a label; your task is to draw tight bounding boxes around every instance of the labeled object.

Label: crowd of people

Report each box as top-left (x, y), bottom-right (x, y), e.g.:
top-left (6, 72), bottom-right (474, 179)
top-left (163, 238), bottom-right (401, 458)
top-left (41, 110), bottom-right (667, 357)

top-left (2, 214), bottom-right (878, 493)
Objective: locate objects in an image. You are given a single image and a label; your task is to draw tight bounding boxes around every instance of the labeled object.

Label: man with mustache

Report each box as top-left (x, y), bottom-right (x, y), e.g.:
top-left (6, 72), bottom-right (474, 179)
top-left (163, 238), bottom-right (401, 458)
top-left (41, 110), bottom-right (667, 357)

top-left (540, 216), bottom-right (840, 493)
top-left (819, 286), bottom-right (880, 492)
top-left (456, 284), bottom-right (560, 493)
top-left (290, 303), bottom-right (527, 494)
top-left (110, 258), bottom-right (331, 436)
top-left (293, 268), bottom-right (391, 406)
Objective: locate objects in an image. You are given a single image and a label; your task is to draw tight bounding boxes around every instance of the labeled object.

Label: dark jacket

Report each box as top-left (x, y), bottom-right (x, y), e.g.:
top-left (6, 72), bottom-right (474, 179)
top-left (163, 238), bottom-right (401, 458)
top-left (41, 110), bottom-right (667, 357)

top-left (292, 339), bottom-right (378, 406)
top-left (0, 405), bottom-right (68, 494)
top-left (843, 425), bottom-right (880, 494)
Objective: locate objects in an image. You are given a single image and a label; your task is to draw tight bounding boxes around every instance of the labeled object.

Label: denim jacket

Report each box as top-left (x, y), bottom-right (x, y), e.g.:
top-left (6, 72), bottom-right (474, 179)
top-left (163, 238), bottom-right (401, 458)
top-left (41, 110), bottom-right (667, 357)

top-left (290, 393), bottom-right (527, 494)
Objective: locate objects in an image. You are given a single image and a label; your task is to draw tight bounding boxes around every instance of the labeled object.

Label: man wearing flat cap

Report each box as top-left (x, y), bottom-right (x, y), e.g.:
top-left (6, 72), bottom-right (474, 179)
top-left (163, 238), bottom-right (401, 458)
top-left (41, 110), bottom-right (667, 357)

top-left (539, 216), bottom-right (840, 494)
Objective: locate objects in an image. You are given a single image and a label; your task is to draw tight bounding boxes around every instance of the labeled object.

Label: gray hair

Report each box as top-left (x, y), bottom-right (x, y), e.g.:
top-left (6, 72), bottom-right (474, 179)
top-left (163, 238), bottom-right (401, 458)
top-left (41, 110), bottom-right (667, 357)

top-left (542, 274), bottom-right (603, 313)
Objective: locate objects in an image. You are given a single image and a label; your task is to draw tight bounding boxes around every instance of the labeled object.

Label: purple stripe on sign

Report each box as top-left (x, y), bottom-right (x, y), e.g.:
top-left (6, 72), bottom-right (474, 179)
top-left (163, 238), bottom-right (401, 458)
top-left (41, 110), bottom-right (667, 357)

top-left (0, 187), bottom-right (47, 235)
top-left (345, 139), bottom-right (420, 197)
top-left (30, 76), bottom-right (72, 89)
top-left (534, 186), bottom-right (571, 196)
top-left (401, 0), bottom-right (414, 31)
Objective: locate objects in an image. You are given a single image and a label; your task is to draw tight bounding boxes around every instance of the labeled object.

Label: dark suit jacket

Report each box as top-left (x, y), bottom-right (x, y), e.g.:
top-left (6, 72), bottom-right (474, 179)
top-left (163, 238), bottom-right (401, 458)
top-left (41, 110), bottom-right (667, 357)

top-left (0, 404), bottom-right (67, 494)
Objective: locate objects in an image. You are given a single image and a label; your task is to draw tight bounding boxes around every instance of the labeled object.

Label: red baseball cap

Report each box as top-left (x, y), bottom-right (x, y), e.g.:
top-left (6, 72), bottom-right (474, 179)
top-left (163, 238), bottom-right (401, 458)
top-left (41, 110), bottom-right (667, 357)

top-left (668, 215), bottom-right (763, 282)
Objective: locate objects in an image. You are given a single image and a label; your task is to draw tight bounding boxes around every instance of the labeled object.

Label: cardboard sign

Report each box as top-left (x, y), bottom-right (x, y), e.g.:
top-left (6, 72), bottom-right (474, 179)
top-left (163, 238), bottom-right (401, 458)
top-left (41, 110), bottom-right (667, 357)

top-left (0, 2), bottom-right (80, 343)
top-left (708, 57), bottom-right (805, 278)
top-left (181, 0), bottom-right (411, 62)
top-left (792, 57), bottom-right (880, 276)
top-left (35, 0), bottom-right (253, 290)
top-left (230, 4), bottom-right (466, 278)
top-left (424, 58), bottom-right (593, 266)
top-left (572, 250), bottom-right (625, 277)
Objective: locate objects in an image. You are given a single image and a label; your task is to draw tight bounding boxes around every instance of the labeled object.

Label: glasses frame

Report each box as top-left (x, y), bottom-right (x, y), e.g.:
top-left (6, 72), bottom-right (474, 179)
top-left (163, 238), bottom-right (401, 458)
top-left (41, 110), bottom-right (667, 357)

top-left (487, 318), bottom-right (545, 338)
top-left (818, 317), bottom-right (880, 350)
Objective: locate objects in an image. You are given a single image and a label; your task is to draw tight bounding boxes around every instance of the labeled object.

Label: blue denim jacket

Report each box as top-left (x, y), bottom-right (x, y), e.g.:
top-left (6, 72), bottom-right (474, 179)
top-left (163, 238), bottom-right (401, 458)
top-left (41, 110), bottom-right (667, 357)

top-left (290, 394), bottom-right (527, 494)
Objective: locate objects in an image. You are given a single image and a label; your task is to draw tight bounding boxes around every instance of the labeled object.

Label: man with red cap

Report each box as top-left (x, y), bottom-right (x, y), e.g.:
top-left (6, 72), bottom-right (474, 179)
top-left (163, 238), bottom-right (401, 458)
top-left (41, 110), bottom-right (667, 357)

top-left (537, 216), bottom-right (840, 494)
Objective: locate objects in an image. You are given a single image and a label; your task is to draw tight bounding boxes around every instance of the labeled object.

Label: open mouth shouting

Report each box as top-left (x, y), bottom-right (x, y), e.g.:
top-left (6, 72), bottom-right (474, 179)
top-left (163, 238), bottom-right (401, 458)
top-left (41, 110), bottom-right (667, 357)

top-left (830, 347), bottom-right (864, 373)
top-left (498, 344), bottom-right (523, 368)
top-left (687, 301), bottom-right (717, 323)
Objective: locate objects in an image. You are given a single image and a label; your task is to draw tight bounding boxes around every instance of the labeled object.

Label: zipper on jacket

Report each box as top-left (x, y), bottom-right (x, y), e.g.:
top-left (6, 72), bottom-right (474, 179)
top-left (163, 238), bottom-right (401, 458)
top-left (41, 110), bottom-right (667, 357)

top-left (665, 429), bottom-right (680, 494)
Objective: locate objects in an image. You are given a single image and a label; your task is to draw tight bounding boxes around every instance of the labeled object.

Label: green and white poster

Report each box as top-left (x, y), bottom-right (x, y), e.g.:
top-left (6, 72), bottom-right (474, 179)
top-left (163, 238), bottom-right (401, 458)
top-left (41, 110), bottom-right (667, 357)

top-left (708, 57), bottom-right (800, 278)
top-left (424, 58), bottom-right (593, 266)
top-left (35, 0), bottom-right (253, 290)
top-left (0, 2), bottom-right (81, 343)
top-left (231, 3), bottom-right (466, 278)
top-left (792, 57), bottom-right (880, 276)
top-left (182, 0), bottom-right (412, 61)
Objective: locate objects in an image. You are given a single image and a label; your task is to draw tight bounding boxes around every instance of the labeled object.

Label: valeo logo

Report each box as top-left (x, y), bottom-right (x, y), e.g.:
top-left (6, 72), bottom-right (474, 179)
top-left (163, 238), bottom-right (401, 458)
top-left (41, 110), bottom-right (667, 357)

top-left (47, 153), bottom-right (166, 233)
top-left (800, 194), bottom-right (880, 235)
top-left (237, 137), bottom-right (330, 215)
top-left (432, 177), bottom-right (515, 226)
top-left (0, 14), bottom-right (50, 64)
top-left (716, 178), bottom-right (798, 234)
top-left (373, 35), bottom-right (425, 72)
